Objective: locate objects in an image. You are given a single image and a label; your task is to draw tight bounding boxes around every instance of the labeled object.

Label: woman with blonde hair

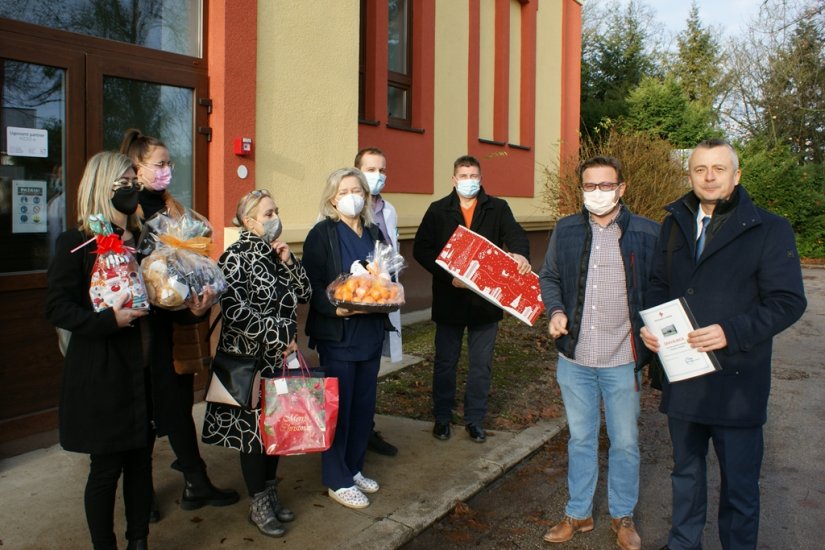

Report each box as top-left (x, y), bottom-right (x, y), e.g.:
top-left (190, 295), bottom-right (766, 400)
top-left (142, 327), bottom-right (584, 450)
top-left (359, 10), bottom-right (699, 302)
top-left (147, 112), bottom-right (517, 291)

top-left (303, 168), bottom-right (388, 509)
top-left (46, 151), bottom-right (152, 549)
top-left (119, 129), bottom-right (238, 520)
top-left (202, 188), bottom-right (311, 537)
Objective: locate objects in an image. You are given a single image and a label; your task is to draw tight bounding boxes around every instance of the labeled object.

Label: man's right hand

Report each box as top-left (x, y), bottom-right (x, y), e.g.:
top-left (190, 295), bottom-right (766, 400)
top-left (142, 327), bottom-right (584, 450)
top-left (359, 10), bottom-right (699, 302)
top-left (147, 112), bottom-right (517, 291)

top-left (548, 312), bottom-right (568, 340)
top-left (640, 326), bottom-right (660, 352)
top-left (451, 277), bottom-right (467, 289)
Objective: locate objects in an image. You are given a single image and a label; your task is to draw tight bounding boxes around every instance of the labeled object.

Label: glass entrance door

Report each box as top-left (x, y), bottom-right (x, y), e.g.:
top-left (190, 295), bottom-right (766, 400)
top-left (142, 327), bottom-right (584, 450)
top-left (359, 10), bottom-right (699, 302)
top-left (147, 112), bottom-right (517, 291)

top-left (0, 60), bottom-right (67, 273)
top-left (102, 77), bottom-right (195, 208)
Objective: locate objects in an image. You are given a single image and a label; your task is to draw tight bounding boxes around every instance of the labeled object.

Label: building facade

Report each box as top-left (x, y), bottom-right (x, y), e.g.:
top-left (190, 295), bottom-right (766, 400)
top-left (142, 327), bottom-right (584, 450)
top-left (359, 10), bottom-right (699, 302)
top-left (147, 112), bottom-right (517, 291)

top-left (0, 0), bottom-right (581, 456)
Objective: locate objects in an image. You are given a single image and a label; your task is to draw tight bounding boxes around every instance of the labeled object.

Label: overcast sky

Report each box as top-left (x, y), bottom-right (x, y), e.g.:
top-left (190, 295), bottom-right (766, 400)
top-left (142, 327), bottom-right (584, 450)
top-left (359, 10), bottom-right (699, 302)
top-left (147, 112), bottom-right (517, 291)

top-left (650, 0), bottom-right (762, 44)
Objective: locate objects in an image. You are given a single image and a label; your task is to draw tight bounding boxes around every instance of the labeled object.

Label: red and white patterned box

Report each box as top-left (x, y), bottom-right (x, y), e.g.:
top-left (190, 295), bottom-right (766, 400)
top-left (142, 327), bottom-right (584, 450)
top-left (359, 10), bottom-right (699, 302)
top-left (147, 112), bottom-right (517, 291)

top-left (435, 225), bottom-right (544, 326)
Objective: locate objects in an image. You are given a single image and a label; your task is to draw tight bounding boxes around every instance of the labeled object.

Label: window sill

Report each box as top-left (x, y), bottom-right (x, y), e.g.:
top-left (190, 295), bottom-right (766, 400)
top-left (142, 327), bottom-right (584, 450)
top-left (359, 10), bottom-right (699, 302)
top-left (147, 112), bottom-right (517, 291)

top-left (478, 137), bottom-right (506, 146)
top-left (508, 143), bottom-right (531, 151)
top-left (386, 122), bottom-right (425, 134)
top-left (358, 118), bottom-right (381, 127)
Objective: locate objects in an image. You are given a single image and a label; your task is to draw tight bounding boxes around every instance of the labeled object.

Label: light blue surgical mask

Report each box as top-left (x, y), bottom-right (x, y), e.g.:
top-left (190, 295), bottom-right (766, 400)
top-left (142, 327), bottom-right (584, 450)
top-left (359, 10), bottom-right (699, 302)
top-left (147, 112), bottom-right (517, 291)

top-left (456, 178), bottom-right (481, 199)
top-left (364, 172), bottom-right (386, 195)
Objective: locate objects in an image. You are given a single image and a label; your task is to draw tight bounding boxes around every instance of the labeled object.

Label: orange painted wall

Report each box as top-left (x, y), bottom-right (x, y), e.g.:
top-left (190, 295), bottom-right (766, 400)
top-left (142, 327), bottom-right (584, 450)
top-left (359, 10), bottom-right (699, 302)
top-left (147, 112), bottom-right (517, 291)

top-left (207, 0), bottom-right (257, 253)
top-left (560, 0), bottom-right (582, 174)
top-left (359, 0), bottom-right (435, 195)
top-left (467, 0), bottom-right (536, 197)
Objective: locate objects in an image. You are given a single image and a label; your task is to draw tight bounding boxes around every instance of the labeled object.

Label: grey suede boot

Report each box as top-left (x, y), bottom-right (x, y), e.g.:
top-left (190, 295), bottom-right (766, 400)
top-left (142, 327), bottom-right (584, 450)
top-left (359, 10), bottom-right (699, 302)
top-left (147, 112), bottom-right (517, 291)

top-left (249, 490), bottom-right (285, 538)
top-left (264, 480), bottom-right (294, 523)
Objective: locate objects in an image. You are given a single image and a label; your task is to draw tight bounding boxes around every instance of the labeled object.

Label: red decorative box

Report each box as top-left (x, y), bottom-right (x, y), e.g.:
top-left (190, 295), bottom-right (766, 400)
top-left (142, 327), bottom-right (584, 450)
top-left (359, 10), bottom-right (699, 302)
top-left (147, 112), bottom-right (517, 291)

top-left (435, 225), bottom-right (544, 326)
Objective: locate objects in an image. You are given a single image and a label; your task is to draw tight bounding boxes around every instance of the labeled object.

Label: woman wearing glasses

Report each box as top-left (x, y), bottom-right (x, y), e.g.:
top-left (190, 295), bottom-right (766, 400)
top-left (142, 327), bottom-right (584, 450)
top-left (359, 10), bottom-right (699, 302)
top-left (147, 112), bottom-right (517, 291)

top-left (120, 130), bottom-right (239, 520)
top-left (46, 151), bottom-right (152, 549)
top-left (302, 168), bottom-right (389, 509)
top-left (201, 189), bottom-right (311, 537)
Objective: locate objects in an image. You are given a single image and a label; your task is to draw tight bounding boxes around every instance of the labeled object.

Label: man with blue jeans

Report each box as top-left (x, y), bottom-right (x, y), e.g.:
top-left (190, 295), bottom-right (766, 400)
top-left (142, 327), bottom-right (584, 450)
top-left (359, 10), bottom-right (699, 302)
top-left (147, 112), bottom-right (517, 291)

top-left (539, 156), bottom-right (659, 550)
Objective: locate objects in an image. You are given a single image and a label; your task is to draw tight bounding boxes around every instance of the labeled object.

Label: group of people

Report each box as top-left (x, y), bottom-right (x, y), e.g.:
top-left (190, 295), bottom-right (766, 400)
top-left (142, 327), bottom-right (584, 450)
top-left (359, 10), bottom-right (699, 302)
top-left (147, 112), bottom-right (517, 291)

top-left (539, 140), bottom-right (806, 550)
top-left (46, 136), bottom-right (806, 550)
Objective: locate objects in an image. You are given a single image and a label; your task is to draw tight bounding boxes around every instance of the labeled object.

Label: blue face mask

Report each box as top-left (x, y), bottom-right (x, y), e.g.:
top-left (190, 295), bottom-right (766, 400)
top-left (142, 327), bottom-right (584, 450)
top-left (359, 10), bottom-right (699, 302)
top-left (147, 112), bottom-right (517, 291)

top-left (364, 172), bottom-right (386, 195)
top-left (456, 178), bottom-right (481, 198)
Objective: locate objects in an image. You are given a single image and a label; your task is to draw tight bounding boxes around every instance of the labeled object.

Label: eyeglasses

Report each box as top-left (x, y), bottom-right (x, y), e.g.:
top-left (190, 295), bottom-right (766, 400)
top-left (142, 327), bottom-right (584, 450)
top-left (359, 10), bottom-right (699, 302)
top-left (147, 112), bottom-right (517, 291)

top-left (112, 177), bottom-right (140, 191)
top-left (581, 182), bottom-right (622, 192)
top-left (144, 160), bottom-right (175, 170)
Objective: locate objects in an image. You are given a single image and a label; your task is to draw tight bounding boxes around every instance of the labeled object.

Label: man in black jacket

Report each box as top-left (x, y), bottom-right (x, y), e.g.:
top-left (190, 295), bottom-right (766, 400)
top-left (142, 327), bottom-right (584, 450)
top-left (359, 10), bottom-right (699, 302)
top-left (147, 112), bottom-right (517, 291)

top-left (413, 155), bottom-right (530, 443)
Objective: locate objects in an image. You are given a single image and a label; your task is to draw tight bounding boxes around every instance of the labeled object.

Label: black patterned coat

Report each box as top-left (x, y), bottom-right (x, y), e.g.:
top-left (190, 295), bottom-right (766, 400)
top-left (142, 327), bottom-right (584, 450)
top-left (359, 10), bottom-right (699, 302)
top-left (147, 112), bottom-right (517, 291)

top-left (201, 231), bottom-right (311, 453)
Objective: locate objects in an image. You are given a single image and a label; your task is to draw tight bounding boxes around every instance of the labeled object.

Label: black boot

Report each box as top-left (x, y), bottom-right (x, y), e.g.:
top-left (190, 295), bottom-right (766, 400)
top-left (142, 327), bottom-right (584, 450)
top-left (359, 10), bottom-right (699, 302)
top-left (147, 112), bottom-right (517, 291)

top-left (249, 490), bottom-right (285, 537)
top-left (264, 481), bottom-right (294, 523)
top-left (126, 538), bottom-right (148, 550)
top-left (172, 460), bottom-right (240, 510)
top-left (149, 489), bottom-right (160, 523)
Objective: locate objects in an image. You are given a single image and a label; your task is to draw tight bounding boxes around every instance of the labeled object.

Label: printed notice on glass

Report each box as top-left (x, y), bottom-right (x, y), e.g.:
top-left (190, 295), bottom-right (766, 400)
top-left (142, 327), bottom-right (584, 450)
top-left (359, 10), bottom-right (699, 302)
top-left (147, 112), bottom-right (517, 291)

top-left (640, 298), bottom-right (720, 383)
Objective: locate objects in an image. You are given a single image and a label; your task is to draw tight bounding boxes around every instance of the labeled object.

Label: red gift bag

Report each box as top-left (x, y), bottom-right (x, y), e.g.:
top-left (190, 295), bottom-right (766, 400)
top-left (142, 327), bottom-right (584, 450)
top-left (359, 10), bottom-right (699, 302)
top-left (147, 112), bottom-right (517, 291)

top-left (260, 353), bottom-right (339, 456)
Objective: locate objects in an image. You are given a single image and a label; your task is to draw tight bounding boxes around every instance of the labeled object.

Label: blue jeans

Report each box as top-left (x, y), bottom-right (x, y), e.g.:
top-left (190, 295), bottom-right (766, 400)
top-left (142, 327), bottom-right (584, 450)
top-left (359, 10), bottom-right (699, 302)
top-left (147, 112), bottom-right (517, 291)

top-left (556, 356), bottom-right (640, 519)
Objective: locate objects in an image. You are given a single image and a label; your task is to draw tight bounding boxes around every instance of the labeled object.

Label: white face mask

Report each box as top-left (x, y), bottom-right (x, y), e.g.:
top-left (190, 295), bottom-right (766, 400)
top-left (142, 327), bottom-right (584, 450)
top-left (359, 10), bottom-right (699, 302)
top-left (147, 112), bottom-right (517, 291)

top-left (456, 178), bottom-right (481, 198)
top-left (364, 172), bottom-right (386, 195)
top-left (336, 193), bottom-right (365, 218)
top-left (583, 188), bottom-right (620, 216)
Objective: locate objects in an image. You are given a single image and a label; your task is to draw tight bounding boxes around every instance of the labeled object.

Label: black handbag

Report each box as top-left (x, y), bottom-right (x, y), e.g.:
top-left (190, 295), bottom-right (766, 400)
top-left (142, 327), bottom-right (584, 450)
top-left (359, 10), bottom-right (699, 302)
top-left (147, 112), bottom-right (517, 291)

top-left (204, 315), bottom-right (261, 409)
top-left (205, 349), bottom-right (261, 409)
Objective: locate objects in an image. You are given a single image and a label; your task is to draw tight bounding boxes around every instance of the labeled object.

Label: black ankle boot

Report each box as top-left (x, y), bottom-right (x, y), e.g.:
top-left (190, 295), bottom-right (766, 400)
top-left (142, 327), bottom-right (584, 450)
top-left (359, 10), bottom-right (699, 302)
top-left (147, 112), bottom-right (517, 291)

top-left (264, 481), bottom-right (294, 523)
top-left (149, 490), bottom-right (160, 523)
top-left (249, 490), bottom-right (285, 537)
top-left (172, 460), bottom-right (240, 510)
top-left (126, 538), bottom-right (148, 550)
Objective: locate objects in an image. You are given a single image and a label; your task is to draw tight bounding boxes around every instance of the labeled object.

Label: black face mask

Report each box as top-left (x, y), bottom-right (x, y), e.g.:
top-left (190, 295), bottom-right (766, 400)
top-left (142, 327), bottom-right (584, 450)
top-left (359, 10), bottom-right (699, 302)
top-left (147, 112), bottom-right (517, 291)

top-left (111, 186), bottom-right (140, 215)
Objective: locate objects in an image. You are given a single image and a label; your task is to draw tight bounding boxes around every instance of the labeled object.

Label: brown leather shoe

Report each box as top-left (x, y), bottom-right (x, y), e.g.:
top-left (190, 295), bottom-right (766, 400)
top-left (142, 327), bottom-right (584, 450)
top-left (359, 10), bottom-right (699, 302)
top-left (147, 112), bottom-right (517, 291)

top-left (611, 516), bottom-right (641, 550)
top-left (542, 515), bottom-right (594, 543)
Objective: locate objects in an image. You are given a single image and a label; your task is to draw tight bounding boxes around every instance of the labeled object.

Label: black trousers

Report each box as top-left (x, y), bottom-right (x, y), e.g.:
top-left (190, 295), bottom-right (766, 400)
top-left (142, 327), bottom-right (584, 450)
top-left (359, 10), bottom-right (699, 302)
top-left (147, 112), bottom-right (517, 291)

top-left (667, 417), bottom-right (764, 550)
top-left (239, 451), bottom-right (280, 496)
top-left (85, 447), bottom-right (152, 549)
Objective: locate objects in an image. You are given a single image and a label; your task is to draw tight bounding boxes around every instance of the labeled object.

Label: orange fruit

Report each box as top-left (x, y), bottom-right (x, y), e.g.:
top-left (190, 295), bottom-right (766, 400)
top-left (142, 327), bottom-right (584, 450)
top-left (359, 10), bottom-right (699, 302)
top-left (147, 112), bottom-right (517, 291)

top-left (345, 278), bottom-right (358, 292)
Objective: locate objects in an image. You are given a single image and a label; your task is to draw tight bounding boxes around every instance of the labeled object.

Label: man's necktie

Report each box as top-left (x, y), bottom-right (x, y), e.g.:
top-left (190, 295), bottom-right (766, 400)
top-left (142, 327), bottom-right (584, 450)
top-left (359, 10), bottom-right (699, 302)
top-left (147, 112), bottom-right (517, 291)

top-left (696, 215), bottom-right (711, 260)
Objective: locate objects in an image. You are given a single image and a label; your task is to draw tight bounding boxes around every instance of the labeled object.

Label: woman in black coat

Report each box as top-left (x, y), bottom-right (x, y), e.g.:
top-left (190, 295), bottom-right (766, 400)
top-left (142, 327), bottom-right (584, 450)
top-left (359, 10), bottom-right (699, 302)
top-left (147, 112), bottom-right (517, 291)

top-left (120, 130), bottom-right (238, 519)
top-left (303, 168), bottom-right (388, 510)
top-left (45, 151), bottom-right (151, 549)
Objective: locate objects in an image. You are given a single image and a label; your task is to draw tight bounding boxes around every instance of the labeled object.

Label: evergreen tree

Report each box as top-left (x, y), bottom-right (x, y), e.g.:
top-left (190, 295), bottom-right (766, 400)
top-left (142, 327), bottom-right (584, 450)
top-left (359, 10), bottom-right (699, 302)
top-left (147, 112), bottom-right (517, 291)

top-left (671, 1), bottom-right (723, 112)
top-left (580, 0), bottom-right (658, 137)
top-left (760, 20), bottom-right (825, 163)
top-left (624, 76), bottom-right (718, 148)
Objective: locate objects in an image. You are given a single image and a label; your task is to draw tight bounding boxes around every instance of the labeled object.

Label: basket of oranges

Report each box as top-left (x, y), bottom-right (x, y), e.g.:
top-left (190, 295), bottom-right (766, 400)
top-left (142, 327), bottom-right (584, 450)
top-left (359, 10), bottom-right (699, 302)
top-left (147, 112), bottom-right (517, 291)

top-left (327, 273), bottom-right (405, 313)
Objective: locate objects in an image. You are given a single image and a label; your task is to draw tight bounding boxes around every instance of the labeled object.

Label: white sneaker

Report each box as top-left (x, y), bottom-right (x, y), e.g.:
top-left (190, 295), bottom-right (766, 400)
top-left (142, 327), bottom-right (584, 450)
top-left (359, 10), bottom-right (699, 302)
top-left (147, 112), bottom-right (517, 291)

top-left (327, 486), bottom-right (370, 509)
top-left (353, 472), bottom-right (380, 493)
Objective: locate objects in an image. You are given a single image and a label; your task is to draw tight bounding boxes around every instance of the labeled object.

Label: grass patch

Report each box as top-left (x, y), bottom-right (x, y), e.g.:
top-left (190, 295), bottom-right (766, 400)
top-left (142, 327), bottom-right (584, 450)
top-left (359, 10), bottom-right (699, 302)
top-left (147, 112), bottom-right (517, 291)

top-left (376, 316), bottom-right (564, 431)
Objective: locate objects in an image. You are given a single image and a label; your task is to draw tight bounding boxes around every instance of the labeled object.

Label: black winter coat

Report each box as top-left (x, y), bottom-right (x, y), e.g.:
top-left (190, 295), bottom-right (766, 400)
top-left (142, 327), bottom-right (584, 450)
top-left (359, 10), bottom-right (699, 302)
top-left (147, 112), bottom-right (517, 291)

top-left (45, 228), bottom-right (150, 454)
top-left (303, 218), bottom-right (388, 344)
top-left (647, 187), bottom-right (807, 426)
top-left (413, 188), bottom-right (530, 326)
top-left (138, 190), bottom-right (209, 436)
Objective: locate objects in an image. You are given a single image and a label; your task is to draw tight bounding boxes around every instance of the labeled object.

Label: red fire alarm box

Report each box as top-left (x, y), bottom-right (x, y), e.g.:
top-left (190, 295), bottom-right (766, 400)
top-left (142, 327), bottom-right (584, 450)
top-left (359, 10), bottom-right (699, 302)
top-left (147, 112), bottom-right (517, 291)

top-left (234, 137), bottom-right (253, 156)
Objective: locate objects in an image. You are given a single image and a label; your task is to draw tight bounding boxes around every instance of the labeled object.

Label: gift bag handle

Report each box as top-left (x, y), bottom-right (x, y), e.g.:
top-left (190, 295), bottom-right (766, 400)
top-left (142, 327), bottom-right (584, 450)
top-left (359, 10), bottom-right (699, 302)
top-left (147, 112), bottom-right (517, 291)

top-left (281, 349), bottom-right (312, 378)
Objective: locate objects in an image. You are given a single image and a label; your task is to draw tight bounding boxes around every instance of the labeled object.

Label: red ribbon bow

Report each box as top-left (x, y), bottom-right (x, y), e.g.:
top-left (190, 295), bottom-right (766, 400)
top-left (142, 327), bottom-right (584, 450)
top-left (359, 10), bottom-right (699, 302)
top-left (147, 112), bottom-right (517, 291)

top-left (93, 233), bottom-right (131, 255)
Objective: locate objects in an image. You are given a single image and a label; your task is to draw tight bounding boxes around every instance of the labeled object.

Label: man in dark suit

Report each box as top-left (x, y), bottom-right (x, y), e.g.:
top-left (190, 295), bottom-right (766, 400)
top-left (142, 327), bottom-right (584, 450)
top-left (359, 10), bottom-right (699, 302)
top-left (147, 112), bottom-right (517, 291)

top-left (641, 139), bottom-right (807, 550)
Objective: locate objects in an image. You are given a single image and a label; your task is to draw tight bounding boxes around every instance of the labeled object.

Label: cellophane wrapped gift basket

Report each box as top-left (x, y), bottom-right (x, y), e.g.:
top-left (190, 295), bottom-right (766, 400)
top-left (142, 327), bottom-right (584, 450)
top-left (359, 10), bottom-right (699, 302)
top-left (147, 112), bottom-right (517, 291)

top-left (138, 208), bottom-right (227, 310)
top-left (326, 241), bottom-right (406, 313)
